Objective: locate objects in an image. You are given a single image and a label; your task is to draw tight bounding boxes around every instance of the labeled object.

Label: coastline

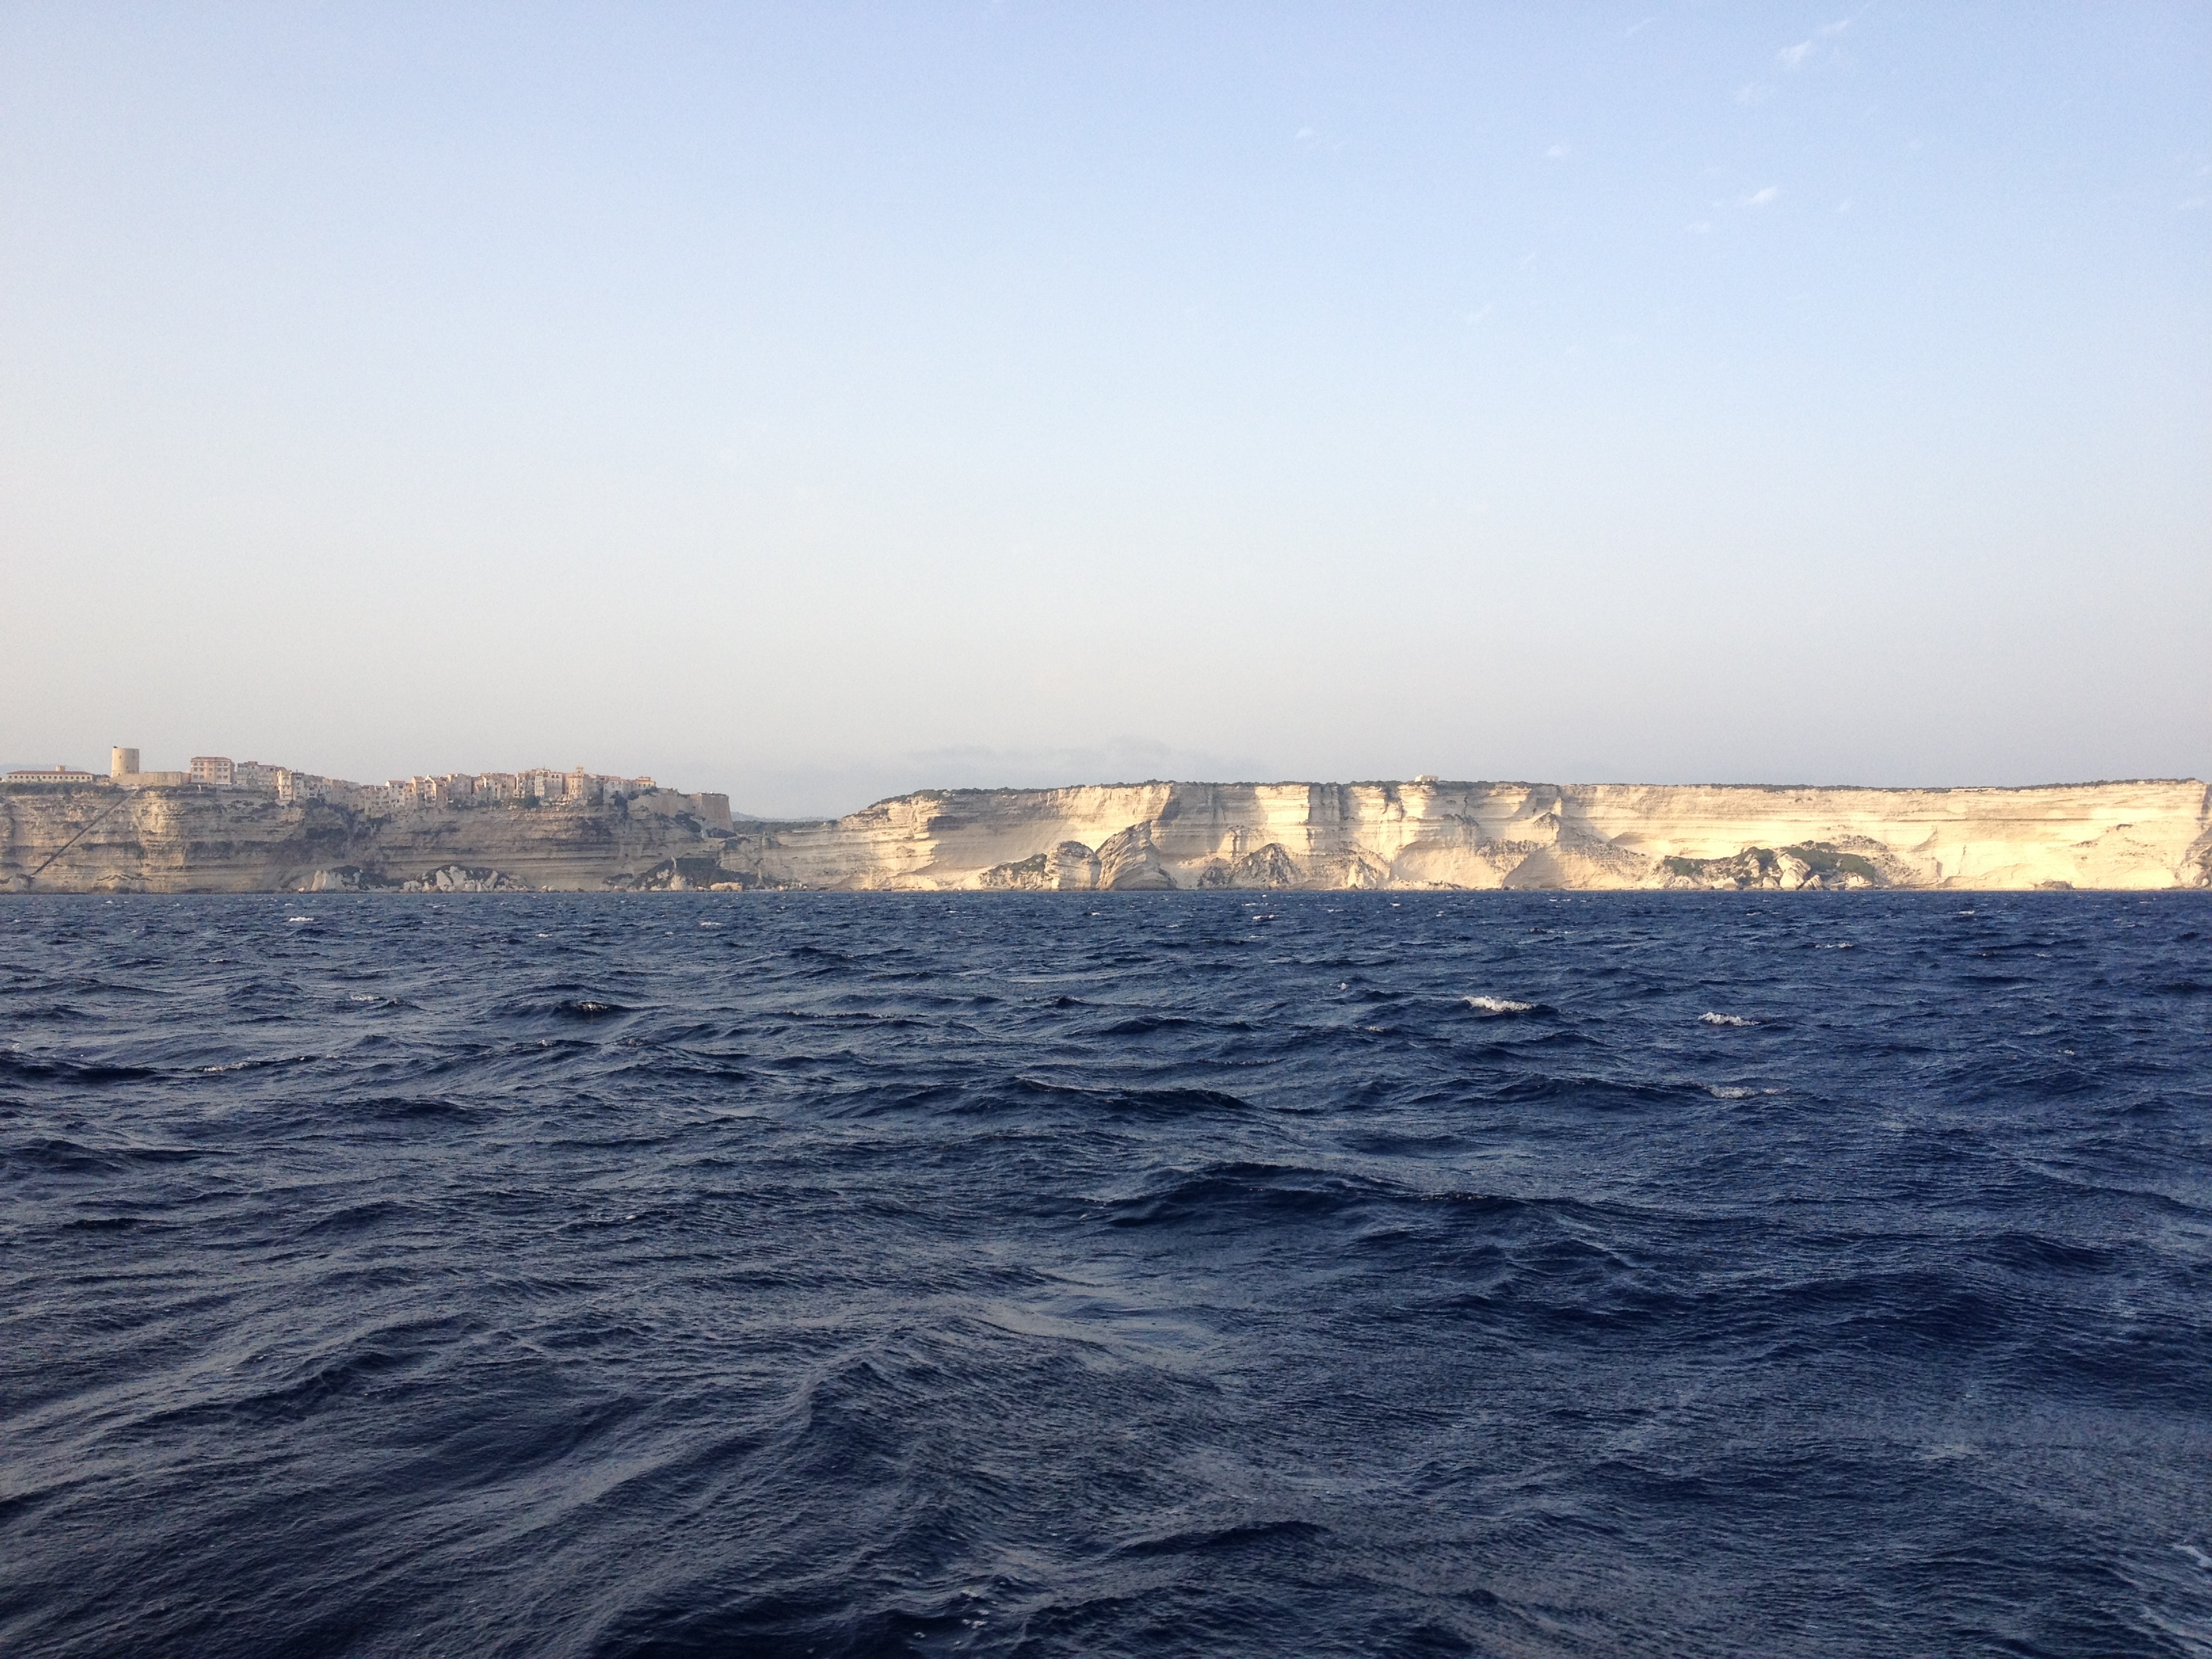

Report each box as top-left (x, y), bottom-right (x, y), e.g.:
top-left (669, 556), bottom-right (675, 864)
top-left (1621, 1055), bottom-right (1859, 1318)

top-left (6, 778), bottom-right (2207, 895)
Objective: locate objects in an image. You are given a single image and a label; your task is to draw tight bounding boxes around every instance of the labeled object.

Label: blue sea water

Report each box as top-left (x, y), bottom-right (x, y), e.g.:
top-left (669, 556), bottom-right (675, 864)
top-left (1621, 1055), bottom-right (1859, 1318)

top-left (2, 891), bottom-right (2209, 1658)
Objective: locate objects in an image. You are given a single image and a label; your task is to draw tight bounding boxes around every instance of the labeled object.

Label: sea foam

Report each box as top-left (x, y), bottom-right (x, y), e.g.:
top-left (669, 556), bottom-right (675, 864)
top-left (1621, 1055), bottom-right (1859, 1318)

top-left (1465, 996), bottom-right (1537, 1016)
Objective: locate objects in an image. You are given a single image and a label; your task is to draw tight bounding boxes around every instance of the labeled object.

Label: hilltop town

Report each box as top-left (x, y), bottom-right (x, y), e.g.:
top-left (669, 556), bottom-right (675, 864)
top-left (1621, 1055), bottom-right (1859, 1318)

top-left (5, 747), bottom-right (711, 818)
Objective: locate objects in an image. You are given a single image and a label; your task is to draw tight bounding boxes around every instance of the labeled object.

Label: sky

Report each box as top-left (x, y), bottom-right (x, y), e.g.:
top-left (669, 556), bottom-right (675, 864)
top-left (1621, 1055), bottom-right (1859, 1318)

top-left (3, 3), bottom-right (2207, 815)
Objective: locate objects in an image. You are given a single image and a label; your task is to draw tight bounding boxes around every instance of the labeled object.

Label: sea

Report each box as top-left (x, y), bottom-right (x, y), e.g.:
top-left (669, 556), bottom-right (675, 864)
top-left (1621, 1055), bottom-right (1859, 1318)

top-left (3, 891), bottom-right (2208, 1658)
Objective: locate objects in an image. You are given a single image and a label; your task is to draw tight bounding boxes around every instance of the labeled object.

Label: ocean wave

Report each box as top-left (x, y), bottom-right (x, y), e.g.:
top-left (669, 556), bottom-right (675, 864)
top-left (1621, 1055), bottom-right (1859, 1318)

top-left (1101, 1160), bottom-right (1401, 1228)
top-left (0, 1052), bottom-right (158, 1084)
top-left (1111, 1517), bottom-right (1328, 1559)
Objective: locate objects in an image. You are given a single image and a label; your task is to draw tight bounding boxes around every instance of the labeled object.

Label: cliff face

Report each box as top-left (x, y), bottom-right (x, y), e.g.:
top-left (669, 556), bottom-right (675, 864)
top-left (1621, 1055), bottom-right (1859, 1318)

top-left (0, 787), bottom-right (730, 894)
top-left (717, 779), bottom-right (2212, 893)
top-left (6, 778), bottom-right (2207, 895)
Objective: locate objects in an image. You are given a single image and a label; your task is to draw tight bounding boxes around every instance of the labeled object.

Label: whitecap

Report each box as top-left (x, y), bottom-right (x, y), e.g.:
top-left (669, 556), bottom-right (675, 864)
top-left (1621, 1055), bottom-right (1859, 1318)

top-left (1708, 1085), bottom-right (1757, 1099)
top-left (1701, 1012), bottom-right (1756, 1027)
top-left (1465, 996), bottom-right (1536, 1016)
top-left (285, 916), bottom-right (314, 924)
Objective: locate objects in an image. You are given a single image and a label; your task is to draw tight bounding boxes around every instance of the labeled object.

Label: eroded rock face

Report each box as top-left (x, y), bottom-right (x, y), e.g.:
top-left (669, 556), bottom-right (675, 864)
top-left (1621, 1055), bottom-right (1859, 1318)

top-left (1658, 840), bottom-right (1900, 890)
top-left (976, 842), bottom-right (1103, 890)
top-left (1095, 823), bottom-right (1175, 890)
top-left (8, 777), bottom-right (2208, 894)
top-left (714, 779), bottom-right (2212, 893)
top-left (1195, 842), bottom-right (1305, 889)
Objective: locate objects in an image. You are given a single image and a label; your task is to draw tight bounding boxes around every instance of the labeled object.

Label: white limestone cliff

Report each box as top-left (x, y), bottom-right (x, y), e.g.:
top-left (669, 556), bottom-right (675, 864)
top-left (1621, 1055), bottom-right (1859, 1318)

top-left (714, 779), bottom-right (2212, 893)
top-left (5, 777), bottom-right (2207, 895)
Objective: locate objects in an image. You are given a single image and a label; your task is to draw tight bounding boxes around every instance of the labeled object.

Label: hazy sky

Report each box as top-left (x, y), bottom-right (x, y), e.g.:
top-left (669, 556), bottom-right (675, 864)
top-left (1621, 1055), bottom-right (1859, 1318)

top-left (4, 3), bottom-right (2207, 814)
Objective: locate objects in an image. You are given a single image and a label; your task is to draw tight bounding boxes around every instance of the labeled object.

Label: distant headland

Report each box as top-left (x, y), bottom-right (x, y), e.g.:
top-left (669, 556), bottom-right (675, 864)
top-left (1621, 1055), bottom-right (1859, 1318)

top-left (3, 752), bottom-right (2206, 894)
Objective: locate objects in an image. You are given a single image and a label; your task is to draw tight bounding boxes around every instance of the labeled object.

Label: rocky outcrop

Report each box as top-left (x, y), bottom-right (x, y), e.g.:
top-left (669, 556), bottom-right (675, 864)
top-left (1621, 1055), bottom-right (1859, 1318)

top-left (0, 786), bottom-right (731, 893)
top-left (7, 777), bottom-right (2207, 895)
top-left (401, 865), bottom-right (534, 894)
top-left (714, 779), bottom-right (2212, 893)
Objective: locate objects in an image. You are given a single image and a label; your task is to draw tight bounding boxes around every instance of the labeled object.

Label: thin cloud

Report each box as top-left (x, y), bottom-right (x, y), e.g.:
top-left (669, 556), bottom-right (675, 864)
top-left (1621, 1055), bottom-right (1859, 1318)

top-left (1782, 14), bottom-right (1858, 70)
top-left (1545, 142), bottom-right (1572, 160)
top-left (1740, 185), bottom-right (1782, 209)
